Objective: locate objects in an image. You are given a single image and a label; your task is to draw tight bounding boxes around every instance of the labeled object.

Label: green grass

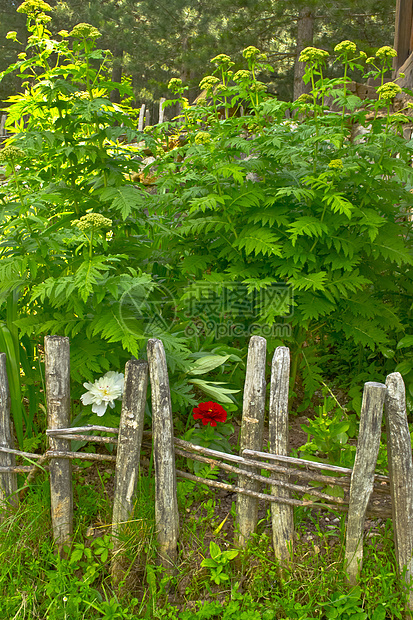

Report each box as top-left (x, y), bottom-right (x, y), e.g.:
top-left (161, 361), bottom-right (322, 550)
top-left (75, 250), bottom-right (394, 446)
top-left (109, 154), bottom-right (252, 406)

top-left (0, 471), bottom-right (410, 619)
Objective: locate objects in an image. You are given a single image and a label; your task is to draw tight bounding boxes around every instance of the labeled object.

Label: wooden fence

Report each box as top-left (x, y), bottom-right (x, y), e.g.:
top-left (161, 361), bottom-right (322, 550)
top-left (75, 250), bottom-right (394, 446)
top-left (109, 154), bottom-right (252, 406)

top-left (0, 335), bottom-right (412, 606)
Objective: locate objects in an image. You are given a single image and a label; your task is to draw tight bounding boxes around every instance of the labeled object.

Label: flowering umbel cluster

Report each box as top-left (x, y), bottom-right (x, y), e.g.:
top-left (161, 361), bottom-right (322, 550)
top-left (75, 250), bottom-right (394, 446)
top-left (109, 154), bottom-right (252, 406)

top-left (199, 75), bottom-right (220, 91)
top-left (69, 23), bottom-right (101, 39)
top-left (194, 131), bottom-right (211, 145)
top-left (168, 78), bottom-right (183, 91)
top-left (375, 46), bottom-right (397, 61)
top-left (71, 212), bottom-right (112, 231)
top-left (17, 0), bottom-right (51, 16)
top-left (377, 82), bottom-right (402, 101)
top-left (193, 402), bottom-right (227, 427)
top-left (242, 46), bottom-right (266, 62)
top-left (210, 54), bottom-right (234, 68)
top-left (299, 47), bottom-right (329, 64)
top-left (328, 159), bottom-right (343, 170)
top-left (334, 40), bottom-right (357, 55)
top-left (233, 70), bottom-right (251, 82)
top-left (0, 145), bottom-right (25, 163)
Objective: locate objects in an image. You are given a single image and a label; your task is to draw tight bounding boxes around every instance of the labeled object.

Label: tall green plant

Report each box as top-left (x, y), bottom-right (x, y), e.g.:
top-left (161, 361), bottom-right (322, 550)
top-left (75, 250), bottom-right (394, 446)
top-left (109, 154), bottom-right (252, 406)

top-left (145, 42), bottom-right (413, 405)
top-left (0, 1), bottom-right (195, 441)
top-left (0, 1), bottom-right (244, 443)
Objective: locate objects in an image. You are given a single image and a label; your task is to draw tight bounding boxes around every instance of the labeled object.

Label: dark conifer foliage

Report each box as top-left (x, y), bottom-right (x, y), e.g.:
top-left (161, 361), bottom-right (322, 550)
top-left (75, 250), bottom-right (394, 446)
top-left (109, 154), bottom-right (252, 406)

top-left (0, 1), bottom-right (396, 106)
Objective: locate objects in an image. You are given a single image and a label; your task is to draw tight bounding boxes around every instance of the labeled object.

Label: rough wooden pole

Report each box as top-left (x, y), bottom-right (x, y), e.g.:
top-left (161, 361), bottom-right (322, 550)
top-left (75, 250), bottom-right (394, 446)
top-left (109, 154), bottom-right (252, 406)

top-left (0, 353), bottom-right (18, 517)
top-left (235, 335), bottom-right (267, 547)
top-left (45, 335), bottom-right (73, 552)
top-left (269, 346), bottom-right (293, 567)
top-left (111, 359), bottom-right (148, 585)
top-left (344, 381), bottom-right (386, 586)
top-left (147, 339), bottom-right (179, 572)
top-left (138, 104), bottom-right (145, 131)
top-left (385, 372), bottom-right (413, 612)
top-left (159, 98), bottom-right (166, 124)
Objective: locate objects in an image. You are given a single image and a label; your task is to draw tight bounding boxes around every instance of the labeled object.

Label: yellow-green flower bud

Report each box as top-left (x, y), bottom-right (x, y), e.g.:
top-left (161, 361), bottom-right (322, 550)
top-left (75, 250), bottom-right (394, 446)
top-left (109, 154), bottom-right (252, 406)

top-left (328, 159), bottom-right (343, 170)
top-left (334, 40), bottom-right (357, 55)
top-left (0, 145), bottom-right (25, 163)
top-left (296, 93), bottom-right (313, 103)
top-left (199, 75), bottom-right (220, 90)
top-left (250, 81), bottom-right (267, 93)
top-left (17, 0), bottom-right (51, 15)
top-left (375, 46), bottom-right (397, 61)
top-left (72, 212), bottom-right (112, 232)
top-left (210, 54), bottom-right (233, 67)
top-left (69, 23), bottom-right (101, 39)
top-left (233, 70), bottom-right (251, 82)
top-left (37, 13), bottom-right (51, 22)
top-left (194, 131), bottom-right (211, 145)
top-left (6, 31), bottom-right (17, 40)
top-left (299, 47), bottom-right (329, 64)
top-left (242, 46), bottom-right (261, 60)
top-left (377, 82), bottom-right (402, 100)
top-left (168, 77), bottom-right (183, 91)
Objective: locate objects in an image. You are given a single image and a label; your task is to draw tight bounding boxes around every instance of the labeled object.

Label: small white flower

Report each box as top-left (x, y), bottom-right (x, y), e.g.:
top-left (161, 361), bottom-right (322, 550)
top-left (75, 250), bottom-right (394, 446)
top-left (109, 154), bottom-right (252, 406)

top-left (63, 596), bottom-right (68, 603)
top-left (80, 371), bottom-right (124, 416)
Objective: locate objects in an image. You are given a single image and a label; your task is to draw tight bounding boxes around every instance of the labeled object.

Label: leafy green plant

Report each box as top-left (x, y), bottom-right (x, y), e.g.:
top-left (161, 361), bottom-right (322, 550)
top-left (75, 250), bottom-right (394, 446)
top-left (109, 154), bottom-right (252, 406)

top-left (146, 41), bottom-right (413, 410)
top-left (0, 2), bottom-right (246, 441)
top-left (201, 541), bottom-right (239, 585)
top-left (299, 385), bottom-right (357, 468)
top-left (321, 587), bottom-right (367, 620)
top-left (395, 334), bottom-right (413, 411)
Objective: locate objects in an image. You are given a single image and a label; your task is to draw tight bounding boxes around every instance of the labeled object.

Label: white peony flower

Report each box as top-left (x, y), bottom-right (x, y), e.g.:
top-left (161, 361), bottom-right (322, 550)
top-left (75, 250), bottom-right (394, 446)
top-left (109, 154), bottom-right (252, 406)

top-left (80, 371), bottom-right (124, 416)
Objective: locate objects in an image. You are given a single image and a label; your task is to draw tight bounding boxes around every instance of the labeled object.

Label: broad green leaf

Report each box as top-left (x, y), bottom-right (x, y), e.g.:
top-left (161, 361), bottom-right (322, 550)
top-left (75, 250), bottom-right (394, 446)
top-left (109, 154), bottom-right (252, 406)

top-left (209, 541), bottom-right (221, 561)
top-left (188, 379), bottom-right (239, 404)
top-left (188, 354), bottom-right (231, 375)
top-left (397, 335), bottom-right (413, 349)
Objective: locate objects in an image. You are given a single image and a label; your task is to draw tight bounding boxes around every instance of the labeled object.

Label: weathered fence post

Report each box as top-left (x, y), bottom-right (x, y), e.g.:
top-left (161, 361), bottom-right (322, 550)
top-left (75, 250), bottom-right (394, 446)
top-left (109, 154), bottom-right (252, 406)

top-left (145, 109), bottom-right (151, 128)
top-left (111, 359), bottom-right (148, 585)
top-left (159, 98), bottom-right (166, 124)
top-left (235, 335), bottom-right (267, 547)
top-left (45, 335), bottom-right (73, 552)
top-left (344, 381), bottom-right (386, 585)
top-left (147, 338), bottom-right (179, 572)
top-left (385, 372), bottom-right (413, 612)
top-left (269, 346), bottom-right (293, 567)
top-left (138, 104), bottom-right (146, 132)
top-left (0, 353), bottom-right (18, 517)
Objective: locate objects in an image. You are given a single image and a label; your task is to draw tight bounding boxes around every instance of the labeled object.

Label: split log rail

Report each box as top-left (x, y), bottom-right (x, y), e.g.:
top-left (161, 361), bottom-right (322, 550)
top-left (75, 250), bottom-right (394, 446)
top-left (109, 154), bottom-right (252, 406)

top-left (0, 335), bottom-right (412, 607)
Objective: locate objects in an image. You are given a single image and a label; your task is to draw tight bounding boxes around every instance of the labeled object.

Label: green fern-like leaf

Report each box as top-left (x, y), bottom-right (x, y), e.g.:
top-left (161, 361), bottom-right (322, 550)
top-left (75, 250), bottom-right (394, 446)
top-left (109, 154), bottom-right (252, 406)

top-left (99, 185), bottom-right (146, 219)
top-left (292, 272), bottom-right (327, 291)
top-left (287, 217), bottom-right (329, 246)
top-left (233, 226), bottom-right (282, 257)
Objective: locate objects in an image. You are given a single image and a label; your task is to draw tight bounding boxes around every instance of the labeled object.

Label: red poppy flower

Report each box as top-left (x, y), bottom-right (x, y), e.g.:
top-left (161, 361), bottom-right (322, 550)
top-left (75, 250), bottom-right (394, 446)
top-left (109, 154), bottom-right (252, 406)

top-left (193, 401), bottom-right (227, 427)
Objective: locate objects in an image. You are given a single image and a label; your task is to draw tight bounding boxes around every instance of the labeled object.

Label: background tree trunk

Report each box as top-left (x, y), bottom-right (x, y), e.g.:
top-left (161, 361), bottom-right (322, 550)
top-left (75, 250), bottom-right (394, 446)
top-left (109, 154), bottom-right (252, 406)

top-left (293, 7), bottom-right (314, 100)
top-left (110, 48), bottom-right (123, 104)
